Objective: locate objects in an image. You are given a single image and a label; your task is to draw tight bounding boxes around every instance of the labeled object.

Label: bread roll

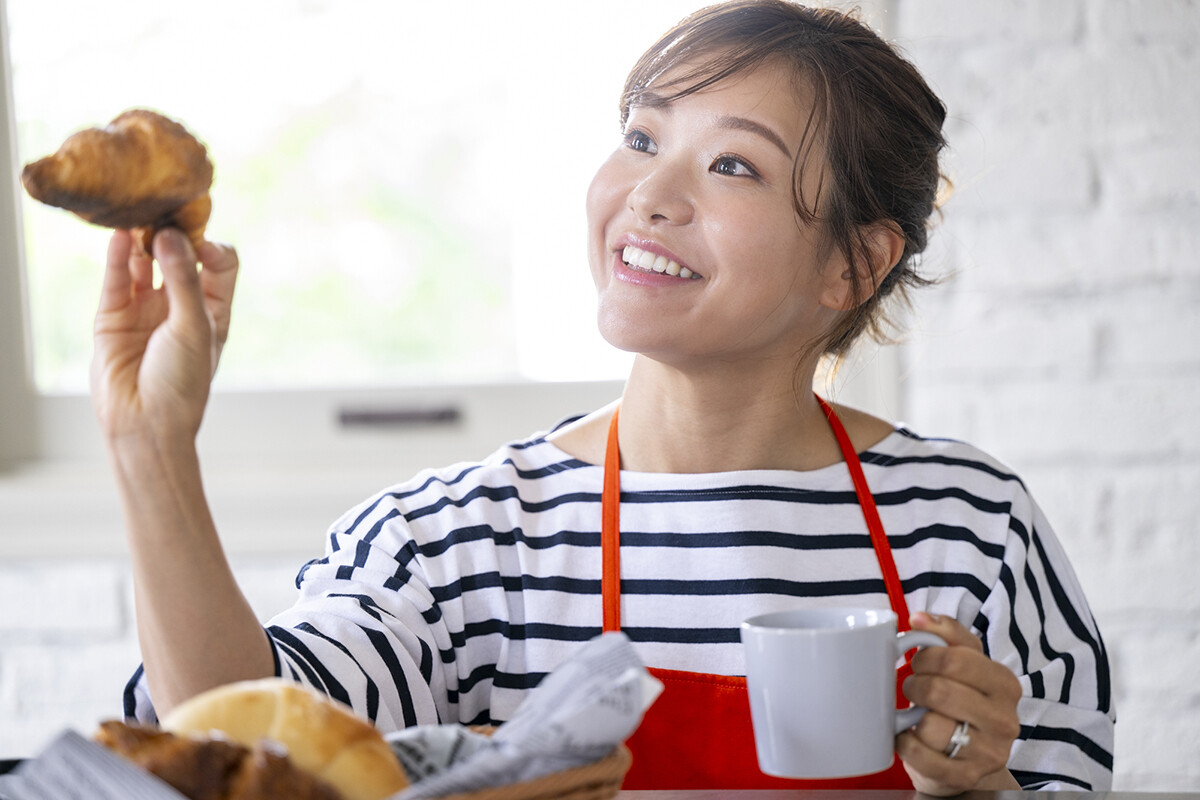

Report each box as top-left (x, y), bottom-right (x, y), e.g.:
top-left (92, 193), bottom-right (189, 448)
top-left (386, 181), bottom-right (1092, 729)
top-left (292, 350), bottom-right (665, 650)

top-left (162, 678), bottom-right (408, 800)
top-left (20, 108), bottom-right (213, 252)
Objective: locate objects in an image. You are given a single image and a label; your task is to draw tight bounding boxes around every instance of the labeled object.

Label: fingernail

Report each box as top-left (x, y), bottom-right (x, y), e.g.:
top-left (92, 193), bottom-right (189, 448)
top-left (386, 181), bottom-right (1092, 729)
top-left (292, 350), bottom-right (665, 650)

top-left (912, 612), bottom-right (938, 625)
top-left (155, 228), bottom-right (185, 249)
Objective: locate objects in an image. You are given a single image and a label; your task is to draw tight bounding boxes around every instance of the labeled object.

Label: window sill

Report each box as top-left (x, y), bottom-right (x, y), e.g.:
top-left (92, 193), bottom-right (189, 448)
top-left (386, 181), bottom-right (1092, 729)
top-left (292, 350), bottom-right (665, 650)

top-left (0, 456), bottom-right (410, 559)
top-left (1, 379), bottom-right (626, 559)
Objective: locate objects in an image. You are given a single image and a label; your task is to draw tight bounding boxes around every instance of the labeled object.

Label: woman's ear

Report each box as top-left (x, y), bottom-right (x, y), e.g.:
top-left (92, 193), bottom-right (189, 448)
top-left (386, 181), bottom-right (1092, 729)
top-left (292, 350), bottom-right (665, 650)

top-left (819, 222), bottom-right (906, 311)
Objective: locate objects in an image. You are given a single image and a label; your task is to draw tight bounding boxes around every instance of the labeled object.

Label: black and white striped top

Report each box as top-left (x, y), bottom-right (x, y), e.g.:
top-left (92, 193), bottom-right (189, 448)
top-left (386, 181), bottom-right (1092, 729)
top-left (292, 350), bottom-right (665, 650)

top-left (126, 423), bottom-right (1115, 790)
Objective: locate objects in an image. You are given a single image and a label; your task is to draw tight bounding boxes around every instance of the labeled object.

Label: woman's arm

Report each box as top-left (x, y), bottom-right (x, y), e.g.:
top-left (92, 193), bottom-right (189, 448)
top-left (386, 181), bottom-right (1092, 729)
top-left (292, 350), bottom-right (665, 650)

top-left (93, 228), bottom-right (273, 715)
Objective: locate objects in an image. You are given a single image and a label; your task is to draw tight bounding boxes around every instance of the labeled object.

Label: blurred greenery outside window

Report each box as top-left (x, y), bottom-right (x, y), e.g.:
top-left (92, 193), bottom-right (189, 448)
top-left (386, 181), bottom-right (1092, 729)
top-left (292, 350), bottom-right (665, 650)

top-left (7, 0), bottom-right (723, 393)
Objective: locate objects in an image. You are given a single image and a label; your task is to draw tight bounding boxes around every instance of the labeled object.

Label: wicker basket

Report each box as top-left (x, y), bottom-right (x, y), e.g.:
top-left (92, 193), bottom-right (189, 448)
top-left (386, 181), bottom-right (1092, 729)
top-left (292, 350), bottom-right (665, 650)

top-left (432, 743), bottom-right (632, 800)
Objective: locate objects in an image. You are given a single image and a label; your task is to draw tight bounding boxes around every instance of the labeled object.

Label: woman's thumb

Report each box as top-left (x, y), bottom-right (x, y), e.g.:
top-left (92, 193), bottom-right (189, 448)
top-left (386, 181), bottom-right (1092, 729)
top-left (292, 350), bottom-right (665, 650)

top-left (153, 228), bottom-right (208, 329)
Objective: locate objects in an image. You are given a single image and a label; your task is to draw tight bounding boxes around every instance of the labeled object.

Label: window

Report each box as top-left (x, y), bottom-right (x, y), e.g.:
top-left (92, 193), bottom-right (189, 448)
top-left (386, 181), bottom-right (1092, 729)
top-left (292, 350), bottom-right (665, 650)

top-left (4, 1), bottom-right (700, 462)
top-left (0, 0), bottom-right (896, 554)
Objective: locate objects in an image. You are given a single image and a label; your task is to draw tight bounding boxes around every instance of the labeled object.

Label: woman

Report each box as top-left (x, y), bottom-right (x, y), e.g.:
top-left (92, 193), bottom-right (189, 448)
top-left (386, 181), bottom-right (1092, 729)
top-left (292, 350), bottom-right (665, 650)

top-left (96, 0), bottom-right (1114, 794)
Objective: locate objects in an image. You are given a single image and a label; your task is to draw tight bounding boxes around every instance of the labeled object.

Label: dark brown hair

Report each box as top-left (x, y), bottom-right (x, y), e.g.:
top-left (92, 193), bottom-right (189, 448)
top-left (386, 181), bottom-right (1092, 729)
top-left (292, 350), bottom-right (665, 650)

top-left (620, 0), bottom-right (948, 360)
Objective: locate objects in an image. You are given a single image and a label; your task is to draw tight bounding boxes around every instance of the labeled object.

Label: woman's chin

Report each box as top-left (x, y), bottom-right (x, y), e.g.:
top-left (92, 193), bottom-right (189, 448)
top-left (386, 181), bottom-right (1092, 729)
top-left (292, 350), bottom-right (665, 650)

top-left (595, 314), bottom-right (661, 359)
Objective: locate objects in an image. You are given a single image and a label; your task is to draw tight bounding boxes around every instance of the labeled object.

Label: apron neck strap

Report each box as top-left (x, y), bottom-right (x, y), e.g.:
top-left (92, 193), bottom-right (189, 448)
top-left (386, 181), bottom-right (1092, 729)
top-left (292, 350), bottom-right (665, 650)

top-left (815, 396), bottom-right (911, 630)
top-left (601, 395), bottom-right (910, 632)
top-left (602, 406), bottom-right (623, 632)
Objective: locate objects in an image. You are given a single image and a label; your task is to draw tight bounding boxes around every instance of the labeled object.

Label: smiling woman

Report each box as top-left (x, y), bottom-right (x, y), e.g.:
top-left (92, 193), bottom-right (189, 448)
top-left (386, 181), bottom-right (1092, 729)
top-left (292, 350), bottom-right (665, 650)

top-left (2, 1), bottom-right (1192, 790)
top-left (73, 0), bottom-right (1112, 794)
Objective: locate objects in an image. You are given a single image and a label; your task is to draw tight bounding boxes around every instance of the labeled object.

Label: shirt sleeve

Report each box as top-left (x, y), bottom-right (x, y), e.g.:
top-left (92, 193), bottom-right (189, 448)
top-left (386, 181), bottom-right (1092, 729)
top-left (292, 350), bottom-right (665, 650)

top-left (123, 489), bottom-right (455, 732)
top-left (979, 483), bottom-right (1116, 790)
top-left (261, 491), bottom-right (455, 731)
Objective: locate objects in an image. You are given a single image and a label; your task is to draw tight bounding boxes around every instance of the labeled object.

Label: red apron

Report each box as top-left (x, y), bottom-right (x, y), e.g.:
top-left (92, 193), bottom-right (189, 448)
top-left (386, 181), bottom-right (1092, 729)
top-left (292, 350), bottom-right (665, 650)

top-left (603, 395), bottom-right (916, 790)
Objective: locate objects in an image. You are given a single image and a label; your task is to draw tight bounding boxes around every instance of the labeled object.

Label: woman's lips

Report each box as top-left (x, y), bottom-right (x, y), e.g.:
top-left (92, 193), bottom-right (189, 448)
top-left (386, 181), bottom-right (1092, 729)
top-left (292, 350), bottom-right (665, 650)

top-left (618, 244), bottom-right (701, 280)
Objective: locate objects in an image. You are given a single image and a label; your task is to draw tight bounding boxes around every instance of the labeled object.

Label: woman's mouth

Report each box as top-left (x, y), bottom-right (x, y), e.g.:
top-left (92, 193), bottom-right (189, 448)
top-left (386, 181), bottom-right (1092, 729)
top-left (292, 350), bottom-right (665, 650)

top-left (621, 245), bottom-right (701, 279)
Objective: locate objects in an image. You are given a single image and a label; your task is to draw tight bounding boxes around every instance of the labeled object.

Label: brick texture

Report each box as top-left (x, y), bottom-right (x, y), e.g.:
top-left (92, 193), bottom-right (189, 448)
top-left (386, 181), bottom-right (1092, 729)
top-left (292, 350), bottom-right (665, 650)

top-left (898, 0), bottom-right (1200, 790)
top-left (0, 557), bottom-right (306, 758)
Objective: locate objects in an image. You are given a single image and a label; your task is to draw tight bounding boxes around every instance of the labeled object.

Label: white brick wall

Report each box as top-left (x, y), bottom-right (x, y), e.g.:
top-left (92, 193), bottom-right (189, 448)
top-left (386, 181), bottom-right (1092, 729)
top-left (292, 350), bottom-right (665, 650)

top-left (0, 556), bottom-right (307, 758)
top-left (897, 0), bottom-right (1200, 791)
top-left (1, 0), bottom-right (1197, 792)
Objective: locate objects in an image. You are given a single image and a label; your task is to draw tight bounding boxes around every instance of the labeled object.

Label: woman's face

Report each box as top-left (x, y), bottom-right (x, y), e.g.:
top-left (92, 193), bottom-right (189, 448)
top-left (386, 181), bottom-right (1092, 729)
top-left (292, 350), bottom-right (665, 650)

top-left (586, 60), bottom-right (849, 370)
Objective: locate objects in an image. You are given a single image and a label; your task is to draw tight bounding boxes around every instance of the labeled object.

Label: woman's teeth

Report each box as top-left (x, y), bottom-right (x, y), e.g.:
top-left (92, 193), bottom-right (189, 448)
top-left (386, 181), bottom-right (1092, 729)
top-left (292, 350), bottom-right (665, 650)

top-left (621, 245), bottom-right (698, 279)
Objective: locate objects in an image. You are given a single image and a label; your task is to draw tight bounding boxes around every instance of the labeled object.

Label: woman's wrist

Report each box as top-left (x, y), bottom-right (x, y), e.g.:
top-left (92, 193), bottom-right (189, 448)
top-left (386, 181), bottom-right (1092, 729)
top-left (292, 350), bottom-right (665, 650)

top-left (105, 425), bottom-right (200, 470)
top-left (105, 431), bottom-right (212, 549)
top-left (975, 768), bottom-right (1021, 791)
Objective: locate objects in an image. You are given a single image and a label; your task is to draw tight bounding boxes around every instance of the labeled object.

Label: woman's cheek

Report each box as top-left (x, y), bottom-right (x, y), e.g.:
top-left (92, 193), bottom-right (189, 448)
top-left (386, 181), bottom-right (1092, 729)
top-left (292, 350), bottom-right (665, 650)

top-left (585, 156), bottom-right (627, 286)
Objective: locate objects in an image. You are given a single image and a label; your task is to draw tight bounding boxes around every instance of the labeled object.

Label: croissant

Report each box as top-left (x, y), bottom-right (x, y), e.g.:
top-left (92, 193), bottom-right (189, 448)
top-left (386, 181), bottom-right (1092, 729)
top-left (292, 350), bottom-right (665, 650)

top-left (20, 108), bottom-right (213, 254)
top-left (96, 720), bottom-right (344, 800)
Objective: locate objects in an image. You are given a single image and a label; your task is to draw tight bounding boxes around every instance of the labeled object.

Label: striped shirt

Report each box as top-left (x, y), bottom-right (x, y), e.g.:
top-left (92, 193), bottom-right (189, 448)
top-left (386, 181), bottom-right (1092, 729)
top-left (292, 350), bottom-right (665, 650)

top-left (126, 422), bottom-right (1115, 791)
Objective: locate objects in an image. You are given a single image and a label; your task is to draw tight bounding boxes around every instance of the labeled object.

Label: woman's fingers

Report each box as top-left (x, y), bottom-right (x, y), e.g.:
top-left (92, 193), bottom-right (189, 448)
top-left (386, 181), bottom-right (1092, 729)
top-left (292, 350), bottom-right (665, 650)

top-left (904, 639), bottom-right (1023, 745)
top-left (130, 241), bottom-right (154, 293)
top-left (98, 230), bottom-right (135, 314)
top-left (92, 227), bottom-right (226, 443)
top-left (196, 239), bottom-right (240, 348)
top-left (897, 722), bottom-right (993, 794)
top-left (909, 700), bottom-right (1018, 765)
top-left (910, 611), bottom-right (982, 651)
top-left (898, 612), bottom-right (1023, 794)
top-left (909, 643), bottom-right (1024, 711)
top-left (153, 228), bottom-right (209, 335)
top-left (908, 612), bottom-right (1022, 723)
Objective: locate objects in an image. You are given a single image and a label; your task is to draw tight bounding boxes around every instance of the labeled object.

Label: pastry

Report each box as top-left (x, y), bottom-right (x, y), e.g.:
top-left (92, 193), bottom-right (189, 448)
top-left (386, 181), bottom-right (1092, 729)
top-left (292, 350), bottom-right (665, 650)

top-left (20, 108), bottom-right (213, 253)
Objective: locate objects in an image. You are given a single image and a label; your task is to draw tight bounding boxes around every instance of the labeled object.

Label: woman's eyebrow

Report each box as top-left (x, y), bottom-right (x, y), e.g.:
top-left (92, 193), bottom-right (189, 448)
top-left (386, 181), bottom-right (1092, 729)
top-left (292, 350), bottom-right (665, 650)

top-left (717, 115), bottom-right (792, 158)
top-left (628, 97), bottom-right (793, 157)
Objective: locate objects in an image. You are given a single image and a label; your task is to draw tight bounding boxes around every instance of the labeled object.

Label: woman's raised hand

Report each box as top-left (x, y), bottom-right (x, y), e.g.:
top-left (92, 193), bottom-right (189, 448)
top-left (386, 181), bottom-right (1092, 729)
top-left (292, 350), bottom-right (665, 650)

top-left (896, 612), bottom-right (1024, 795)
top-left (91, 228), bottom-right (239, 446)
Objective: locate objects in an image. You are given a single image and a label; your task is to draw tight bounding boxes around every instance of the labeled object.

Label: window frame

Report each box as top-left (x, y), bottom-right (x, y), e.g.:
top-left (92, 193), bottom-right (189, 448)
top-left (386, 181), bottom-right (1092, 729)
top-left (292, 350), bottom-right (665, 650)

top-left (0, 0), bottom-right (35, 470)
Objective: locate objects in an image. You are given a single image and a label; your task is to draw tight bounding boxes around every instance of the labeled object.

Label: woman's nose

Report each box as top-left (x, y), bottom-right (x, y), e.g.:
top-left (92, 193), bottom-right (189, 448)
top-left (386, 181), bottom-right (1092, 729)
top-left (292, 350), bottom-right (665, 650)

top-left (627, 162), bottom-right (694, 225)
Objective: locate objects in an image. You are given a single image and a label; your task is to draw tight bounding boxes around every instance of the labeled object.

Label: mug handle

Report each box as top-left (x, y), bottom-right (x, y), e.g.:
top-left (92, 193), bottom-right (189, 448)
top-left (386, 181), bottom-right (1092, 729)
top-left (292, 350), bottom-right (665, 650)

top-left (892, 630), bottom-right (947, 732)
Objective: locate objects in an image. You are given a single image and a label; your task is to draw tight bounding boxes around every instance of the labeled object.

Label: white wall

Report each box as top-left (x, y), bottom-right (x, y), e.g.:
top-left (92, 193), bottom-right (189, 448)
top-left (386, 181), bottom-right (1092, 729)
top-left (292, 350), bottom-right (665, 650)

top-left (0, 556), bottom-right (306, 754)
top-left (895, 0), bottom-right (1200, 791)
top-left (1, 0), bottom-right (1198, 791)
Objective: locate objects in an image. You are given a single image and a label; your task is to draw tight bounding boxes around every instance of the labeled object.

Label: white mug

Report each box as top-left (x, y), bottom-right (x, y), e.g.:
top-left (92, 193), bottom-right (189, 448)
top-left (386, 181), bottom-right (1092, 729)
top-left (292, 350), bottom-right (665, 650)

top-left (741, 607), bottom-right (946, 779)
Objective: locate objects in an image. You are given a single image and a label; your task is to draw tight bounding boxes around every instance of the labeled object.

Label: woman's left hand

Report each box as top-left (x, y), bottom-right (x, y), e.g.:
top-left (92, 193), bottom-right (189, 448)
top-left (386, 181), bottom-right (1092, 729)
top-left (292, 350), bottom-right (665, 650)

top-left (896, 611), bottom-right (1024, 795)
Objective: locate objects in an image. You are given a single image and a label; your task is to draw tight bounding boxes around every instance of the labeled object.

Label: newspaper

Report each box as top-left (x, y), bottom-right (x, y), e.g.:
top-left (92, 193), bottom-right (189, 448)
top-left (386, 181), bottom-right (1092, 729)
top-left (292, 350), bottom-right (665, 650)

top-left (389, 631), bottom-right (662, 798)
top-left (0, 730), bottom-right (186, 800)
top-left (0, 631), bottom-right (661, 800)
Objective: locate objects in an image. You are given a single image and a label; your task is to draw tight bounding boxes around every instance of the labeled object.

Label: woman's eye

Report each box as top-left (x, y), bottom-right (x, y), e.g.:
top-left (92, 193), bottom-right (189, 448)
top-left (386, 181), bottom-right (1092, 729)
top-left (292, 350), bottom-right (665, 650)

top-left (623, 129), bottom-right (657, 154)
top-left (711, 155), bottom-right (759, 178)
